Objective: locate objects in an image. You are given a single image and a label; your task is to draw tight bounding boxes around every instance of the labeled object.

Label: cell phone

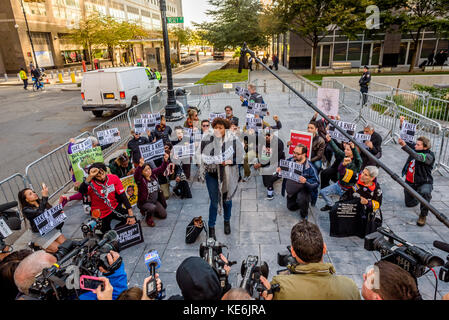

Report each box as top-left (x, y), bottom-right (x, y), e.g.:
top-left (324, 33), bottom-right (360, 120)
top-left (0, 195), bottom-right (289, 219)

top-left (146, 278), bottom-right (157, 298)
top-left (42, 183), bottom-right (47, 189)
top-left (80, 275), bottom-right (104, 292)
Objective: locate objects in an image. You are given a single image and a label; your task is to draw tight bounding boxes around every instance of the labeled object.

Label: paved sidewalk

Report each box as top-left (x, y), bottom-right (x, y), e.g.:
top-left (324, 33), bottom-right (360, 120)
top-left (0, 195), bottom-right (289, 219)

top-left (14, 66), bottom-right (449, 300)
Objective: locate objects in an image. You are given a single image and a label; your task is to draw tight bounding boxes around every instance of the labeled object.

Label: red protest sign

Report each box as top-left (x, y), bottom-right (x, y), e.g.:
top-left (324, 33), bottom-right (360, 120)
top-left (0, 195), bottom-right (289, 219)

top-left (289, 130), bottom-right (313, 160)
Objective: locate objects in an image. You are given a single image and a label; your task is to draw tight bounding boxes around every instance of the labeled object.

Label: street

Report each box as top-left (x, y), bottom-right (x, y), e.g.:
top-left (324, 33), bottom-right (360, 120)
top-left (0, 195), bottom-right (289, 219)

top-left (0, 58), bottom-right (228, 180)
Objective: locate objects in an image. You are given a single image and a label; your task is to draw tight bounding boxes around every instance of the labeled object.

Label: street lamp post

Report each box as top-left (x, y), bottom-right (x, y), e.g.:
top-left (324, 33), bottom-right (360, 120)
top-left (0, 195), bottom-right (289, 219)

top-left (159, 0), bottom-right (182, 121)
top-left (19, 0), bottom-right (39, 70)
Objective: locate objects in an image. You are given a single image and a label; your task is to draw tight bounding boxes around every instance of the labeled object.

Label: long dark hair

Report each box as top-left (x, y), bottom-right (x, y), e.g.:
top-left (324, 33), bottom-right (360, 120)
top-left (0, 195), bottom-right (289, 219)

top-left (17, 188), bottom-right (50, 210)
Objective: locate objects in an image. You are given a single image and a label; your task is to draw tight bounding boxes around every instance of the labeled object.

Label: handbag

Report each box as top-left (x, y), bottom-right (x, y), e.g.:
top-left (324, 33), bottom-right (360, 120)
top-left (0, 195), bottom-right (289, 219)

top-left (329, 198), bottom-right (365, 238)
top-left (185, 216), bottom-right (206, 244)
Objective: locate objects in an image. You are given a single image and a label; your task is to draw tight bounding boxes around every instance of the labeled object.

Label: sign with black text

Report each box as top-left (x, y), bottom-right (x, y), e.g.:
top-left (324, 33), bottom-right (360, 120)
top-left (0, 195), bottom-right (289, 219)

top-left (279, 159), bottom-right (304, 182)
top-left (209, 112), bottom-right (226, 122)
top-left (328, 121), bottom-right (356, 142)
top-left (33, 203), bottom-right (66, 236)
top-left (174, 143), bottom-right (195, 159)
top-left (139, 140), bottom-right (165, 162)
top-left (247, 102), bottom-right (268, 117)
top-left (202, 146), bottom-right (234, 165)
top-left (246, 117), bottom-right (262, 130)
top-left (115, 221), bottom-right (144, 250)
top-left (71, 138), bottom-right (93, 154)
top-left (400, 121), bottom-right (416, 143)
top-left (235, 86), bottom-right (250, 100)
top-left (0, 218), bottom-right (12, 238)
top-left (354, 133), bottom-right (371, 149)
top-left (96, 128), bottom-right (121, 146)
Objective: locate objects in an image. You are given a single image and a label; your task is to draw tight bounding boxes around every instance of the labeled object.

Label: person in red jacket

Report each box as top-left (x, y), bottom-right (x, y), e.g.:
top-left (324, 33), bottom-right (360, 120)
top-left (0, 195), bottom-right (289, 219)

top-left (79, 163), bottom-right (136, 233)
top-left (134, 153), bottom-right (170, 227)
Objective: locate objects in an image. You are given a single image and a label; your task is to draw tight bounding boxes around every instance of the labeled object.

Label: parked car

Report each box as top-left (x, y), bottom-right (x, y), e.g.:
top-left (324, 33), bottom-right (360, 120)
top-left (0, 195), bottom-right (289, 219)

top-left (81, 67), bottom-right (160, 117)
top-left (213, 50), bottom-right (225, 60)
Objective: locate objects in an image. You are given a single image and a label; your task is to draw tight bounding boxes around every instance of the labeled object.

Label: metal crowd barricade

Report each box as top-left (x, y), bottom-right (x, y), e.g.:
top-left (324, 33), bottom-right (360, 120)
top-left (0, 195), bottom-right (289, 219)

top-left (436, 128), bottom-right (449, 174)
top-left (424, 96), bottom-right (449, 123)
top-left (369, 81), bottom-right (394, 100)
top-left (0, 173), bottom-right (28, 212)
top-left (25, 132), bottom-right (91, 200)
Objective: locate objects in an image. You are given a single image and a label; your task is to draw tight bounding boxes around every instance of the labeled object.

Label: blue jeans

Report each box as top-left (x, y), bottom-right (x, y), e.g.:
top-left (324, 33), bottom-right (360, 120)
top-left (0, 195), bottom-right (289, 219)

top-left (205, 172), bottom-right (232, 227)
top-left (312, 160), bottom-right (322, 172)
top-left (319, 182), bottom-right (345, 206)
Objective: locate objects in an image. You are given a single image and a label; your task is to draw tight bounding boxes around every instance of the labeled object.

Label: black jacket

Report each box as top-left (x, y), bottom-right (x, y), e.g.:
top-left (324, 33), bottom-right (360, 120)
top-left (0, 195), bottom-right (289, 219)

top-left (258, 137), bottom-right (285, 168)
top-left (22, 197), bottom-right (62, 233)
top-left (401, 143), bottom-right (435, 185)
top-left (127, 136), bottom-right (150, 163)
top-left (358, 130), bottom-right (382, 166)
top-left (153, 124), bottom-right (172, 145)
top-left (359, 71), bottom-right (371, 88)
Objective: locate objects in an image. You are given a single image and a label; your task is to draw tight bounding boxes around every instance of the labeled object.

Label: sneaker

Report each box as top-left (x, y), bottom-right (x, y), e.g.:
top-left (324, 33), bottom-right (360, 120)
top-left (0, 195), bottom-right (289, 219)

top-left (320, 205), bottom-right (332, 212)
top-left (266, 194), bottom-right (274, 200)
top-left (416, 215), bottom-right (426, 227)
top-left (224, 221), bottom-right (231, 235)
top-left (146, 218), bottom-right (156, 227)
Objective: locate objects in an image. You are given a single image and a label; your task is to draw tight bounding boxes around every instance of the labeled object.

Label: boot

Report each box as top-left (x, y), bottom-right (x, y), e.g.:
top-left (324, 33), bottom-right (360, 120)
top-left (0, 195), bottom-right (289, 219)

top-left (417, 215), bottom-right (426, 227)
top-left (224, 221), bottom-right (231, 235)
top-left (209, 227), bottom-right (216, 240)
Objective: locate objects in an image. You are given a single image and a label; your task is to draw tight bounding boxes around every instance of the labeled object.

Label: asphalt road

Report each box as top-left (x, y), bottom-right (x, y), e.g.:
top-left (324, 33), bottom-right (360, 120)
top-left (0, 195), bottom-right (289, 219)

top-left (0, 57), bottom-right (229, 180)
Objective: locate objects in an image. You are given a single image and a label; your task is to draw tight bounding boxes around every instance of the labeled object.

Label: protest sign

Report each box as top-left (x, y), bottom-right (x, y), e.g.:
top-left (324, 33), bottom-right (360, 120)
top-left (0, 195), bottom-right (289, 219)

top-left (120, 175), bottom-right (138, 207)
top-left (115, 221), bottom-right (144, 250)
top-left (202, 146), bottom-right (234, 165)
top-left (139, 140), bottom-right (165, 162)
top-left (235, 86), bottom-right (251, 100)
top-left (328, 121), bottom-right (356, 142)
top-left (400, 121), bottom-right (416, 143)
top-left (69, 147), bottom-right (104, 182)
top-left (354, 133), bottom-right (371, 149)
top-left (33, 203), bottom-right (66, 236)
top-left (279, 159), bottom-right (304, 182)
top-left (317, 88), bottom-right (340, 117)
top-left (0, 218), bottom-right (12, 238)
top-left (174, 143), bottom-right (195, 159)
top-left (209, 112), bottom-right (226, 122)
top-left (288, 130), bottom-right (313, 159)
top-left (97, 128), bottom-right (121, 146)
top-left (246, 117), bottom-right (262, 130)
top-left (71, 138), bottom-right (93, 154)
top-left (247, 102), bottom-right (268, 117)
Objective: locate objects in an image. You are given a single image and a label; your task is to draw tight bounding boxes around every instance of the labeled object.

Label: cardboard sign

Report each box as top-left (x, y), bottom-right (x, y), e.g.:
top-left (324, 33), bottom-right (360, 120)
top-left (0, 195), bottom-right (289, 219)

top-left (139, 140), bottom-right (165, 162)
top-left (354, 133), bottom-right (371, 149)
top-left (246, 117), bottom-right (262, 130)
top-left (289, 130), bottom-right (313, 160)
top-left (209, 112), bottom-right (226, 122)
top-left (115, 221), bottom-right (144, 250)
top-left (336, 202), bottom-right (358, 218)
top-left (69, 147), bottom-right (104, 182)
top-left (71, 138), bottom-right (93, 154)
top-left (202, 146), bottom-right (234, 164)
top-left (33, 203), bottom-right (66, 236)
top-left (317, 88), bottom-right (340, 117)
top-left (134, 117), bottom-right (159, 134)
top-left (174, 143), bottom-right (195, 159)
top-left (235, 86), bottom-right (251, 100)
top-left (97, 128), bottom-right (121, 146)
top-left (140, 112), bottom-right (161, 123)
top-left (279, 159), bottom-right (304, 182)
top-left (247, 102), bottom-right (268, 117)
top-left (400, 121), bottom-right (416, 143)
top-left (328, 121), bottom-right (356, 142)
top-left (0, 218), bottom-right (12, 238)
top-left (121, 175), bottom-right (138, 207)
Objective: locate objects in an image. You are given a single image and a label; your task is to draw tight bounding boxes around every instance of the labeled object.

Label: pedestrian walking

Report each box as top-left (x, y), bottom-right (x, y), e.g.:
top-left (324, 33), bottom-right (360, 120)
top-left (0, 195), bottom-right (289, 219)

top-left (359, 65), bottom-right (371, 105)
top-left (248, 56), bottom-right (253, 71)
top-left (272, 54), bottom-right (279, 71)
top-left (19, 68), bottom-right (28, 90)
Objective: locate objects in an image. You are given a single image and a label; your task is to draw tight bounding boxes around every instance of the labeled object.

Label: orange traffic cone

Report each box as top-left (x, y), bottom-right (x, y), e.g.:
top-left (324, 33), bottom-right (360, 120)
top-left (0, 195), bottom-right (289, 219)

top-left (46, 78), bottom-right (50, 84)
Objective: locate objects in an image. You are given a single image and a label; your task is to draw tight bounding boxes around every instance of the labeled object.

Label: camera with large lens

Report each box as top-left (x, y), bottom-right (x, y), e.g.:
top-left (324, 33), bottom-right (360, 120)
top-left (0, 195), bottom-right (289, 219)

top-left (0, 201), bottom-right (22, 252)
top-left (433, 240), bottom-right (449, 283)
top-left (29, 230), bottom-right (121, 300)
top-left (364, 227), bottom-right (444, 279)
top-left (240, 255), bottom-right (279, 300)
top-left (277, 245), bottom-right (297, 267)
top-left (199, 237), bottom-right (236, 289)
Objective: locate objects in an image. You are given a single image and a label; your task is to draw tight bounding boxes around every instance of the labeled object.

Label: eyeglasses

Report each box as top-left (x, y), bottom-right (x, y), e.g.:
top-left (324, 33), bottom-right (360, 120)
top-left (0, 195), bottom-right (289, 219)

top-left (202, 125), bottom-right (210, 127)
top-left (293, 152), bottom-right (303, 156)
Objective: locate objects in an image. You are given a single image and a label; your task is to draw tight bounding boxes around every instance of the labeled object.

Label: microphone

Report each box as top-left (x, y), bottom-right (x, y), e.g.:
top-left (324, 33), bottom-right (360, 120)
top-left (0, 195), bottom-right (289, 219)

top-left (92, 230), bottom-right (118, 251)
top-left (434, 240), bottom-right (449, 253)
top-left (145, 250), bottom-right (162, 298)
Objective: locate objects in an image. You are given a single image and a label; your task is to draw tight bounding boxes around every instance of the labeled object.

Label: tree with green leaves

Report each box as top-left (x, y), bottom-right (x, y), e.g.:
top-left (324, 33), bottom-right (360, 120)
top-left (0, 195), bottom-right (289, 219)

top-left (194, 0), bottom-right (268, 51)
top-left (170, 26), bottom-right (193, 62)
top-left (268, 0), bottom-right (372, 74)
top-left (375, 0), bottom-right (449, 72)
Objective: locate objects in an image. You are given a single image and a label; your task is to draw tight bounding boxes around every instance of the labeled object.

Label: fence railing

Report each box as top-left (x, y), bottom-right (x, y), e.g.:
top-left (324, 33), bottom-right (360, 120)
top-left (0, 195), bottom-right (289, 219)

top-left (423, 96), bottom-right (449, 123)
top-left (0, 173), bottom-right (28, 213)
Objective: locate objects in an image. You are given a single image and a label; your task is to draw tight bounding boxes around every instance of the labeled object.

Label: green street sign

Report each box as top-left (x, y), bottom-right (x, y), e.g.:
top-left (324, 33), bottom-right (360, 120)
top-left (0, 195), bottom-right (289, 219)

top-left (166, 16), bottom-right (184, 23)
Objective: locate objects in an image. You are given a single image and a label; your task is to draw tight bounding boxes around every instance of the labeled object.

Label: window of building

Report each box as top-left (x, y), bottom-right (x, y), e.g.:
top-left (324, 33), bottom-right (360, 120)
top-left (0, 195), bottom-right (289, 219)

top-left (347, 42), bottom-right (361, 60)
top-left (110, 1), bottom-right (126, 21)
top-left (127, 6), bottom-right (140, 22)
top-left (142, 10), bottom-right (152, 29)
top-left (85, 0), bottom-right (106, 15)
top-left (420, 40), bottom-right (437, 58)
top-left (333, 43), bottom-right (347, 61)
top-left (24, 1), bottom-right (46, 16)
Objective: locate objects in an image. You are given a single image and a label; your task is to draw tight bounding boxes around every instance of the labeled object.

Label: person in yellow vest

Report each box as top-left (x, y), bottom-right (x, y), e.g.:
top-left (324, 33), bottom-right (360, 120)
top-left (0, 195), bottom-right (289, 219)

top-left (19, 68), bottom-right (28, 90)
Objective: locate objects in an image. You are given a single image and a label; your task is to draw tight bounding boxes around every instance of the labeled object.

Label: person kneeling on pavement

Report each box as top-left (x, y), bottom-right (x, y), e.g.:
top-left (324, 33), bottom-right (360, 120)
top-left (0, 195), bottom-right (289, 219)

top-left (108, 152), bottom-right (135, 178)
top-left (279, 144), bottom-right (319, 220)
top-left (259, 220), bottom-right (360, 300)
top-left (134, 154), bottom-right (170, 227)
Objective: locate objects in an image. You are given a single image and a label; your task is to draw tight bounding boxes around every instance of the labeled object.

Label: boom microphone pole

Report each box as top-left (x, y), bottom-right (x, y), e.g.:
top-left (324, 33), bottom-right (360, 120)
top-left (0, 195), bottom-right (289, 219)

top-left (239, 42), bottom-right (449, 229)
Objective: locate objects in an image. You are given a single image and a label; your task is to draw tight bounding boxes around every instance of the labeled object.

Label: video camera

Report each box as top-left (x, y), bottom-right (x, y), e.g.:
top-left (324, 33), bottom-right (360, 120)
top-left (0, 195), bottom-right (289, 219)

top-left (199, 238), bottom-right (236, 289)
top-left (277, 246), bottom-right (297, 267)
top-left (433, 240), bottom-right (449, 283)
top-left (364, 227), bottom-right (444, 279)
top-left (28, 230), bottom-right (121, 300)
top-left (0, 201), bottom-right (22, 252)
top-left (240, 255), bottom-right (279, 300)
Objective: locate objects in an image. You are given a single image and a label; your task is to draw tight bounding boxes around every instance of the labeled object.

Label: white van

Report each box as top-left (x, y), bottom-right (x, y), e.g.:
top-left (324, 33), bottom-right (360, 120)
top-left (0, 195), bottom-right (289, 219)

top-left (81, 67), bottom-right (160, 117)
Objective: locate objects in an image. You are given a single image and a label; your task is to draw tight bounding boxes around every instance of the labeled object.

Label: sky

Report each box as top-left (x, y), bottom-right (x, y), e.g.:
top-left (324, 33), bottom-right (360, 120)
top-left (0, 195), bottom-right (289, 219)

top-left (181, 0), bottom-right (214, 28)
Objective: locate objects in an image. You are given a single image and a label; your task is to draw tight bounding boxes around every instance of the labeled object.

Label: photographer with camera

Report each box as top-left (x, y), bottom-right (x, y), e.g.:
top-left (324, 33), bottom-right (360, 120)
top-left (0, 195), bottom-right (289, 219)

top-left (361, 260), bottom-right (421, 300)
top-left (79, 162), bottom-right (136, 233)
top-left (259, 221), bottom-right (360, 300)
top-left (169, 256), bottom-right (232, 300)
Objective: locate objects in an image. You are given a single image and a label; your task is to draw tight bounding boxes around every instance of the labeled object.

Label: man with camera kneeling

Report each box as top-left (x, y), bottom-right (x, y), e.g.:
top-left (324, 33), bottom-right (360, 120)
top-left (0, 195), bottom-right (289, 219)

top-left (260, 221), bottom-right (361, 300)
